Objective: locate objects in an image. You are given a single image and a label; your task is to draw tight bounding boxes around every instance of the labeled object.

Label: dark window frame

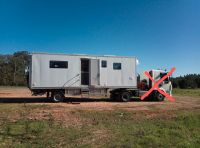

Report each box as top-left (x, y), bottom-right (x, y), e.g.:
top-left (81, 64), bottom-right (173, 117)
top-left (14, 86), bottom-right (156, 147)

top-left (49, 61), bottom-right (68, 69)
top-left (113, 63), bottom-right (121, 70)
top-left (160, 72), bottom-right (169, 83)
top-left (101, 60), bottom-right (107, 68)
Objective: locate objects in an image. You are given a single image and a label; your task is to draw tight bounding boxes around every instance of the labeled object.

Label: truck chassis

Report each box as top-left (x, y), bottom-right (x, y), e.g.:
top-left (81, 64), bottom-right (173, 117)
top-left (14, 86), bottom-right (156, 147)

top-left (31, 87), bottom-right (165, 102)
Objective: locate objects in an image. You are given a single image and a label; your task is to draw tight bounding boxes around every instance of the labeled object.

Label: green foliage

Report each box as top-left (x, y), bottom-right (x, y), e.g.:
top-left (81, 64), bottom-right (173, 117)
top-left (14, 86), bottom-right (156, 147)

top-left (0, 51), bottom-right (29, 86)
top-left (173, 88), bottom-right (200, 97)
top-left (172, 74), bottom-right (200, 89)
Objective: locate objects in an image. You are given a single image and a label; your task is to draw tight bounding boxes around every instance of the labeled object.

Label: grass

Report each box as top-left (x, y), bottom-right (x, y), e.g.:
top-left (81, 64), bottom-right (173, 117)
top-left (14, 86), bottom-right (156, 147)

top-left (0, 104), bottom-right (199, 147)
top-left (0, 86), bottom-right (27, 89)
top-left (173, 88), bottom-right (200, 97)
top-left (78, 110), bottom-right (200, 147)
top-left (0, 87), bottom-right (200, 147)
top-left (0, 120), bottom-right (92, 147)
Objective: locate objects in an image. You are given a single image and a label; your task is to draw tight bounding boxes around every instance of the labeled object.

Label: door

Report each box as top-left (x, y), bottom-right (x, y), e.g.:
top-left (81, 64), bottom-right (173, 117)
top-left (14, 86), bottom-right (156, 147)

top-left (81, 59), bottom-right (90, 85)
top-left (90, 59), bottom-right (100, 86)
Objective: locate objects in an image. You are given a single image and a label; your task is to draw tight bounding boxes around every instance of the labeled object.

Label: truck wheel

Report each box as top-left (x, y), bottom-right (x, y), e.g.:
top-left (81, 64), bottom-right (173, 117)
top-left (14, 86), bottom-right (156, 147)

top-left (52, 92), bottom-right (64, 102)
top-left (156, 92), bottom-right (165, 101)
top-left (121, 92), bottom-right (131, 102)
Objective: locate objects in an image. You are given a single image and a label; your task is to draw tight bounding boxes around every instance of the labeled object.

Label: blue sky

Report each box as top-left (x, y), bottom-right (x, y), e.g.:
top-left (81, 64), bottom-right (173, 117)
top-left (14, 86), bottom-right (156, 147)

top-left (0, 0), bottom-right (199, 76)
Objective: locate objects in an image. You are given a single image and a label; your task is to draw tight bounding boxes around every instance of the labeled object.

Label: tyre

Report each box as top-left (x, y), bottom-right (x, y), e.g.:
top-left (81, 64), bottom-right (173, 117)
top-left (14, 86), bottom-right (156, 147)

top-left (120, 92), bottom-right (131, 102)
top-left (156, 92), bottom-right (165, 101)
top-left (52, 92), bottom-right (64, 102)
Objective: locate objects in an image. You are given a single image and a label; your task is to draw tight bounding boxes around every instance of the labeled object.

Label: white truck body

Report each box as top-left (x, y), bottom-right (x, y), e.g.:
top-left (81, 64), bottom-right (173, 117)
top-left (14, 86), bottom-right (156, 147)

top-left (29, 53), bottom-right (137, 89)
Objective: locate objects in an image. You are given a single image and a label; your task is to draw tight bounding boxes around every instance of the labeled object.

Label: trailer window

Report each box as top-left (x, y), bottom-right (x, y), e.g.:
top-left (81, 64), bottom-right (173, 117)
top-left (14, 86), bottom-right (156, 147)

top-left (50, 61), bottom-right (68, 69)
top-left (113, 63), bottom-right (121, 70)
top-left (101, 60), bottom-right (107, 68)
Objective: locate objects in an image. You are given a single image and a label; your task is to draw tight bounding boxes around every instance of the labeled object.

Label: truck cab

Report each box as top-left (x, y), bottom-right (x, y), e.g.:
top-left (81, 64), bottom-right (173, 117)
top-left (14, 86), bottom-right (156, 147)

top-left (139, 69), bottom-right (172, 101)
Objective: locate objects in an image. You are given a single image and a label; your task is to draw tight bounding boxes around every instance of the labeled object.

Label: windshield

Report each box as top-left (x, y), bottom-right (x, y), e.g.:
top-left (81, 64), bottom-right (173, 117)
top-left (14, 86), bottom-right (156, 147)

top-left (160, 72), bottom-right (169, 83)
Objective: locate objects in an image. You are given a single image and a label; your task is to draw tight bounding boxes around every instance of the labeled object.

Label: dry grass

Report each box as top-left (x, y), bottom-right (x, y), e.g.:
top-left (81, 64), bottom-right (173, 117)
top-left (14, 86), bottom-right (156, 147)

top-left (0, 87), bottom-right (200, 147)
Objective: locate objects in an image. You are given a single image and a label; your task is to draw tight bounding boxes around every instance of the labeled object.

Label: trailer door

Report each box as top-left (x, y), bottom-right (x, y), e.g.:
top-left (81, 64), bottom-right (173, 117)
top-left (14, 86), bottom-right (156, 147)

top-left (90, 59), bottom-right (100, 86)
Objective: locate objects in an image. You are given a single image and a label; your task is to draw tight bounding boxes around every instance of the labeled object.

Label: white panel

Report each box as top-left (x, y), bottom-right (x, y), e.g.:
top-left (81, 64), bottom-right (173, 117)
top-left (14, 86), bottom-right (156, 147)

top-left (121, 58), bottom-right (136, 86)
top-left (31, 53), bottom-right (137, 89)
top-left (90, 59), bottom-right (100, 86)
top-left (107, 57), bottom-right (122, 86)
top-left (99, 59), bottom-right (108, 86)
top-left (32, 54), bottom-right (81, 88)
top-left (99, 57), bottom-right (136, 87)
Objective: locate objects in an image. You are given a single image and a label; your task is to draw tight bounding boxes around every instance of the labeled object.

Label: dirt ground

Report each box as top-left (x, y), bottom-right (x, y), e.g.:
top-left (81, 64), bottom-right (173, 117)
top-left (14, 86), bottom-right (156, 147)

top-left (0, 87), bottom-right (200, 127)
top-left (0, 88), bottom-right (199, 147)
top-left (0, 87), bottom-right (199, 112)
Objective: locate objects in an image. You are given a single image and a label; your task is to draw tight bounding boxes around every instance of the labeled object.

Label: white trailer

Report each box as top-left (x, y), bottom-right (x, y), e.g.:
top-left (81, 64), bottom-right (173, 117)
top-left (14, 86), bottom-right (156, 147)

top-left (27, 53), bottom-right (138, 102)
top-left (27, 52), bottom-right (172, 102)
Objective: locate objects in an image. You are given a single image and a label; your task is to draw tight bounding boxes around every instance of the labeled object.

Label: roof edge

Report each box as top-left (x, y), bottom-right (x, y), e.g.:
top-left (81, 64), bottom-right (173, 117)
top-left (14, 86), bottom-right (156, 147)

top-left (30, 52), bottom-right (137, 59)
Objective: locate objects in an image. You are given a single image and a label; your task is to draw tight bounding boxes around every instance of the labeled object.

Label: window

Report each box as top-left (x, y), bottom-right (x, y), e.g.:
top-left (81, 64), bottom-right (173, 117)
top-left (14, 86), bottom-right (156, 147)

top-left (113, 63), bottom-right (121, 70)
top-left (101, 60), bottom-right (107, 68)
top-left (50, 61), bottom-right (68, 69)
top-left (160, 72), bottom-right (169, 83)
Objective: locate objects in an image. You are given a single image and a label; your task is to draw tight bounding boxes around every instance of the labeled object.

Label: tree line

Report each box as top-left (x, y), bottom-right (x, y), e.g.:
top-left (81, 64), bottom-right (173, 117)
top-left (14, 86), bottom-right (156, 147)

top-left (171, 74), bottom-right (200, 89)
top-left (0, 51), bottom-right (200, 88)
top-left (0, 51), bottom-right (29, 86)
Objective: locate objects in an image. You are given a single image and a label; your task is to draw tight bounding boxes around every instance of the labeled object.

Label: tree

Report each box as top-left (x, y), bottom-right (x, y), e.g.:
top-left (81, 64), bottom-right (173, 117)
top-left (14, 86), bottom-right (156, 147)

top-left (172, 74), bottom-right (200, 89)
top-left (0, 51), bottom-right (29, 86)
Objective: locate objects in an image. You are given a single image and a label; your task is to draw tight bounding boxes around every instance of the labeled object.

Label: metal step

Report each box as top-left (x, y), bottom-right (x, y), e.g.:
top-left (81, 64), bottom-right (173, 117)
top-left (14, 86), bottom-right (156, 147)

top-left (81, 88), bottom-right (90, 92)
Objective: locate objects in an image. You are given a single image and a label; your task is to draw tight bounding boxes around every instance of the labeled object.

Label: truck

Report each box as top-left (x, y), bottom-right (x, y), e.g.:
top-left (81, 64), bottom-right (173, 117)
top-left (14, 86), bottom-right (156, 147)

top-left (26, 52), bottom-right (172, 102)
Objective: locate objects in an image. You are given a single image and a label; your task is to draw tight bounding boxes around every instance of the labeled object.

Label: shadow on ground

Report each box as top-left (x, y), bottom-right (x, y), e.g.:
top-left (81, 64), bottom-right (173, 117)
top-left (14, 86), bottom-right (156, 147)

top-left (0, 97), bottom-right (146, 103)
